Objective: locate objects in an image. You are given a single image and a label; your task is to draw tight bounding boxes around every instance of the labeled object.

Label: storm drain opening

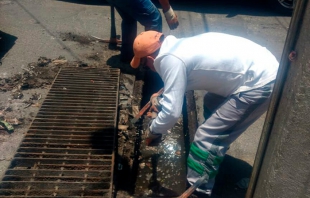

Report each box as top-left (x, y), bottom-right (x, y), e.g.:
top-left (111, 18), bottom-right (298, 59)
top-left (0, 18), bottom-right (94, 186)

top-left (0, 67), bottom-right (120, 198)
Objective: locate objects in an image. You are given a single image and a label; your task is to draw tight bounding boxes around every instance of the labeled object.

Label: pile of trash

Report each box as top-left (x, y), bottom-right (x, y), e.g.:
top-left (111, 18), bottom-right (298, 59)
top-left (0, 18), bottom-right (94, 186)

top-left (0, 56), bottom-right (90, 135)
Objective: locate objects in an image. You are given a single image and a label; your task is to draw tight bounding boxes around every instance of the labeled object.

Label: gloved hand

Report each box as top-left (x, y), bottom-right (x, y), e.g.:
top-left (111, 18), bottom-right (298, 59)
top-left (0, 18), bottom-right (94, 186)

top-left (164, 6), bottom-right (179, 30)
top-left (145, 119), bottom-right (162, 146)
top-left (149, 93), bottom-right (162, 113)
top-left (146, 111), bottom-right (158, 119)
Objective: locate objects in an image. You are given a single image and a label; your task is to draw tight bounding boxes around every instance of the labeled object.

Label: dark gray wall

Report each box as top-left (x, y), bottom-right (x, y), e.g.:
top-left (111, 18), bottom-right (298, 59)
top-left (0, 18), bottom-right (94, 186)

top-left (252, 1), bottom-right (310, 197)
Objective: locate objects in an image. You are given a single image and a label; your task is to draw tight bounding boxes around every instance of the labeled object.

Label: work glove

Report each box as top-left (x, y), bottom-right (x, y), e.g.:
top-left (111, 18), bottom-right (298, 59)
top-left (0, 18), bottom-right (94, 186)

top-left (149, 93), bottom-right (163, 113)
top-left (164, 6), bottom-right (179, 30)
top-left (146, 111), bottom-right (158, 119)
top-left (145, 119), bottom-right (162, 146)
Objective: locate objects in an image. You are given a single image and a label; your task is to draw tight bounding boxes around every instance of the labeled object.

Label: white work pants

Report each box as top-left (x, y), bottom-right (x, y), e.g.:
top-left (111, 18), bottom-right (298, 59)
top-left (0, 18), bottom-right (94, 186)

top-left (187, 81), bottom-right (274, 195)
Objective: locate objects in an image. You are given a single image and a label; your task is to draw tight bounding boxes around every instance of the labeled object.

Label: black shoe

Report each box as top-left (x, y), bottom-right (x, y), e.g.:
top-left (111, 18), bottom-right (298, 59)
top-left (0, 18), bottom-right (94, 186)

top-left (120, 52), bottom-right (133, 64)
top-left (120, 56), bottom-right (132, 64)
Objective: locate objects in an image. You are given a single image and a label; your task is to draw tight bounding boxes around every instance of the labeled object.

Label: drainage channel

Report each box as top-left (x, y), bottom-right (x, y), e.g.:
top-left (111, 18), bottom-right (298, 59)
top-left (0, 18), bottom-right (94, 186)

top-left (0, 67), bottom-right (120, 198)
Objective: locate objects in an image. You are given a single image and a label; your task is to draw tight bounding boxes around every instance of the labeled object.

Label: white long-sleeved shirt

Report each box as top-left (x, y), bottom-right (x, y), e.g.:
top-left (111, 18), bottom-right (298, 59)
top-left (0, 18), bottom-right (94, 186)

top-left (150, 32), bottom-right (279, 134)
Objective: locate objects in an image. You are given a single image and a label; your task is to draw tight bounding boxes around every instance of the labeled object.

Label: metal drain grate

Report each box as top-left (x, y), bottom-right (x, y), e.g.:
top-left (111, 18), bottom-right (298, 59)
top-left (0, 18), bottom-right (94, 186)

top-left (0, 67), bottom-right (120, 198)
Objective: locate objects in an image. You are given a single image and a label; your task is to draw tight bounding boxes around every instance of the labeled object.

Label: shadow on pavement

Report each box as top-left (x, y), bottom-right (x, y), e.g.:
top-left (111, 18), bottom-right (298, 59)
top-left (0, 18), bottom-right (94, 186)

top-left (212, 154), bottom-right (252, 198)
top-left (57, 0), bottom-right (109, 6)
top-left (167, 0), bottom-right (290, 17)
top-left (106, 55), bottom-right (140, 76)
top-left (57, 0), bottom-right (290, 17)
top-left (0, 31), bottom-right (17, 63)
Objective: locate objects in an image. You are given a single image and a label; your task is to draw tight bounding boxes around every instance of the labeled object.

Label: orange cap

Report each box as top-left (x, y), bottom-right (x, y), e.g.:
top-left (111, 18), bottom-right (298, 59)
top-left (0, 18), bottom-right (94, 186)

top-left (130, 31), bottom-right (164, 68)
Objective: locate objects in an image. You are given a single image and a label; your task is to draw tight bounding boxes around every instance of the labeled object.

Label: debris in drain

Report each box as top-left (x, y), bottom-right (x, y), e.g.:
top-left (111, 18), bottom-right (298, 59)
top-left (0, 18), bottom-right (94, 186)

top-left (52, 59), bottom-right (68, 65)
top-left (37, 56), bottom-right (51, 67)
top-left (31, 103), bottom-right (41, 107)
top-left (77, 62), bottom-right (88, 67)
top-left (0, 120), bottom-right (14, 133)
top-left (134, 114), bottom-right (186, 196)
top-left (0, 56), bottom-right (97, 150)
top-left (11, 91), bottom-right (23, 99)
top-left (120, 131), bottom-right (129, 141)
top-left (118, 124), bottom-right (129, 131)
top-left (60, 32), bottom-right (94, 45)
top-left (91, 35), bottom-right (122, 44)
top-left (0, 56), bottom-right (63, 92)
top-left (139, 162), bottom-right (146, 169)
top-left (30, 93), bottom-right (42, 101)
top-left (5, 118), bottom-right (22, 126)
top-left (175, 150), bottom-right (182, 156)
top-left (24, 93), bottom-right (42, 108)
top-left (119, 110), bottom-right (129, 124)
top-left (114, 73), bottom-right (145, 197)
top-left (132, 105), bottom-right (139, 117)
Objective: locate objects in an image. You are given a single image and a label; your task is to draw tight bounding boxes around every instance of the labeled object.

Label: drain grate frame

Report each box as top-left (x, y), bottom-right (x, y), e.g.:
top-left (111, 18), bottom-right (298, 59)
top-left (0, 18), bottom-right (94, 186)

top-left (0, 67), bottom-right (120, 198)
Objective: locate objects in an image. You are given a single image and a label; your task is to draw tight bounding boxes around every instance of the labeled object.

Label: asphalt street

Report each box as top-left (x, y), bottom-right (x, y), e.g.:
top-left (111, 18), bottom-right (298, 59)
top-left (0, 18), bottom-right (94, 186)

top-left (0, 0), bottom-right (291, 196)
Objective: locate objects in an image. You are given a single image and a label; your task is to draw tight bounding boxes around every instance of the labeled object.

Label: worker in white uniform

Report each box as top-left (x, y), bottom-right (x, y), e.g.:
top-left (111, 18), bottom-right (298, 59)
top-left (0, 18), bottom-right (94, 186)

top-left (130, 30), bottom-right (279, 196)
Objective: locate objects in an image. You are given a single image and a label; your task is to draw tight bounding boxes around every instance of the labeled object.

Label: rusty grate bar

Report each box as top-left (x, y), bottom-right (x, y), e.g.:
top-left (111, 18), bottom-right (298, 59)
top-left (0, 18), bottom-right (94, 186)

top-left (0, 67), bottom-right (120, 198)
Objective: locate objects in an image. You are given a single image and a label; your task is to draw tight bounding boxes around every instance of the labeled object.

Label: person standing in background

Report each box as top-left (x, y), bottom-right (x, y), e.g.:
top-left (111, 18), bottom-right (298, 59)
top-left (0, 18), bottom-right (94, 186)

top-left (106, 0), bottom-right (179, 63)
